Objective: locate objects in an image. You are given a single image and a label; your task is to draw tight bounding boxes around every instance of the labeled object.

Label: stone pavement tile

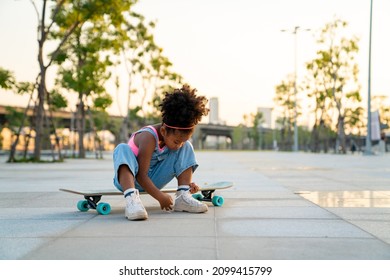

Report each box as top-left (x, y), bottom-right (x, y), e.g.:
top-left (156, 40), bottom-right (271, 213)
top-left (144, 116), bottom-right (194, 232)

top-left (0, 192), bottom-right (95, 208)
top-left (22, 236), bottom-right (217, 260)
top-left (0, 238), bottom-right (53, 260)
top-left (215, 206), bottom-right (336, 219)
top-left (222, 191), bottom-right (299, 199)
top-left (226, 198), bottom-right (313, 207)
top-left (61, 211), bottom-right (216, 238)
top-left (0, 207), bottom-right (93, 260)
top-left (327, 207), bottom-right (390, 244)
top-left (264, 170), bottom-right (361, 191)
top-left (217, 218), bottom-right (373, 238)
top-left (3, 206), bottom-right (218, 260)
top-left (0, 207), bottom-right (93, 220)
top-left (298, 191), bottom-right (390, 208)
top-left (329, 207), bottom-right (390, 221)
top-left (340, 219), bottom-right (390, 245)
top-left (0, 219), bottom-right (88, 238)
top-left (0, 217), bottom-right (86, 260)
top-left (217, 237), bottom-right (390, 259)
top-left (0, 161), bottom-right (114, 193)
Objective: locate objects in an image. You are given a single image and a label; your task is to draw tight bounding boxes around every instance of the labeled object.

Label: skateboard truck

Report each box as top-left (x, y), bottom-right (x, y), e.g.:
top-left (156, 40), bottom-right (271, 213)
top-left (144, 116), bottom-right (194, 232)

top-left (84, 195), bottom-right (102, 209)
top-left (193, 189), bottom-right (225, 206)
top-left (77, 195), bottom-right (111, 215)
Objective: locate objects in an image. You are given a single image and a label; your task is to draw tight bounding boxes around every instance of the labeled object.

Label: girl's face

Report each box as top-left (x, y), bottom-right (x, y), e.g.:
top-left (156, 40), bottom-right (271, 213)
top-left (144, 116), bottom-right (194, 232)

top-left (161, 128), bottom-right (192, 150)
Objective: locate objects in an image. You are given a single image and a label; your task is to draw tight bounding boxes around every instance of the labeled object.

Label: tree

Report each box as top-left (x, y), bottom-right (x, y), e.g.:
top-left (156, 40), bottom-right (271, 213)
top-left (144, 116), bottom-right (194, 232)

top-left (305, 18), bottom-right (362, 153)
top-left (14, 0), bottom-right (184, 159)
top-left (0, 68), bottom-right (38, 161)
top-left (304, 50), bottom-right (335, 152)
top-left (242, 111), bottom-right (264, 150)
top-left (50, 0), bottom-right (134, 157)
top-left (118, 14), bottom-right (160, 141)
top-left (273, 74), bottom-right (300, 150)
top-left (30, 0), bottom-right (83, 161)
top-left (27, 0), bottom-right (138, 160)
top-left (119, 14), bottom-right (183, 138)
top-left (372, 95), bottom-right (390, 131)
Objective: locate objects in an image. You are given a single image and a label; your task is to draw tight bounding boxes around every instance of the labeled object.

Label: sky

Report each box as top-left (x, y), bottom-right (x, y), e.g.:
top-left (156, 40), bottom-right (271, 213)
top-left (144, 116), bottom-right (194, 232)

top-left (1, 0), bottom-right (390, 126)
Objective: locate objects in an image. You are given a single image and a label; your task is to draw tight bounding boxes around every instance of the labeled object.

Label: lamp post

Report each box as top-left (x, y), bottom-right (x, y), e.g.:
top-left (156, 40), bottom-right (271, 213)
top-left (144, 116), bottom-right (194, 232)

top-left (281, 26), bottom-right (310, 152)
top-left (365, 0), bottom-right (373, 155)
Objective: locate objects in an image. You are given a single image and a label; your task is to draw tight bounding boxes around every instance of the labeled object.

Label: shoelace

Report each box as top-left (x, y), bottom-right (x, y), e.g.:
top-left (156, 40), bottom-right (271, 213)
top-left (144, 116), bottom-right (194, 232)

top-left (127, 192), bottom-right (143, 207)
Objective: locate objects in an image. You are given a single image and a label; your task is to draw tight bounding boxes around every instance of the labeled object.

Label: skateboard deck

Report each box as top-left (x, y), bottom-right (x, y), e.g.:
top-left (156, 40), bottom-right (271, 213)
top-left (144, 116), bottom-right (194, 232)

top-left (60, 181), bottom-right (233, 215)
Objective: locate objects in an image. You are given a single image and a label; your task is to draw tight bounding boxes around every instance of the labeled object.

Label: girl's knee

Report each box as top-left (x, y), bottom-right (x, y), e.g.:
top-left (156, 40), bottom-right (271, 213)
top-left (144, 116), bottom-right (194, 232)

top-left (114, 143), bottom-right (129, 155)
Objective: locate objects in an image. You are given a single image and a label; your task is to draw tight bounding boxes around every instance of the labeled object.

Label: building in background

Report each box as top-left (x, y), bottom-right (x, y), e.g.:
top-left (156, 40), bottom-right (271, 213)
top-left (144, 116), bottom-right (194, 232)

top-left (257, 107), bottom-right (273, 128)
top-left (209, 97), bottom-right (225, 125)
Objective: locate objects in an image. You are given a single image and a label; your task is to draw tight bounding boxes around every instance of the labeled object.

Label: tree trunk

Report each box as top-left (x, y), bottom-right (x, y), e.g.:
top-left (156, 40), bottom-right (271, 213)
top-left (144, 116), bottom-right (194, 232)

top-left (120, 116), bottom-right (129, 143)
top-left (34, 70), bottom-right (45, 160)
top-left (33, 0), bottom-right (49, 161)
top-left (337, 116), bottom-right (346, 153)
top-left (77, 100), bottom-right (86, 158)
top-left (310, 124), bottom-right (320, 152)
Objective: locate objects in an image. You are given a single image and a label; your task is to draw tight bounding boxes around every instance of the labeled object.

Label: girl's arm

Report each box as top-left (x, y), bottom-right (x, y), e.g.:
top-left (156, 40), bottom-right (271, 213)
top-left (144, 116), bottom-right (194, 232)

top-left (135, 132), bottom-right (173, 210)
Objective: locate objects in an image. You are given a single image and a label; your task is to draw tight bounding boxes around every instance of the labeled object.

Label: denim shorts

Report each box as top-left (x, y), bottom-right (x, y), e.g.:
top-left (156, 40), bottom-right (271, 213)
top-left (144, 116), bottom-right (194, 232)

top-left (112, 142), bottom-right (198, 192)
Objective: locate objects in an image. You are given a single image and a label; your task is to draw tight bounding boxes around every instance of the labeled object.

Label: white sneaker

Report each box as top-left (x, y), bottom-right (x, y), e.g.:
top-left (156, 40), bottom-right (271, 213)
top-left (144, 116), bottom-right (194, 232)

top-left (174, 186), bottom-right (208, 213)
top-left (124, 189), bottom-right (148, 220)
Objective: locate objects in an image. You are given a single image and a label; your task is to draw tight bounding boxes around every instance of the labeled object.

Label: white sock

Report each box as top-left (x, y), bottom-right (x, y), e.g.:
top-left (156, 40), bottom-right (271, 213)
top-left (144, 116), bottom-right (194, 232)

top-left (124, 188), bottom-right (135, 198)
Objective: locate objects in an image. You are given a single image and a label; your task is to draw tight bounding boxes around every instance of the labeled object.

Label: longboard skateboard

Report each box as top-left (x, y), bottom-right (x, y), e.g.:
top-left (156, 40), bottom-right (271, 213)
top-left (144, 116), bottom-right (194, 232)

top-left (60, 181), bottom-right (233, 215)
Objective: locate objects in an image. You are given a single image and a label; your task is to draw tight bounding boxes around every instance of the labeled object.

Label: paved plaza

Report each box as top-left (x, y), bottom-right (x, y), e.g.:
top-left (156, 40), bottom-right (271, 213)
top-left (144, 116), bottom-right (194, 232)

top-left (1, 150), bottom-right (390, 260)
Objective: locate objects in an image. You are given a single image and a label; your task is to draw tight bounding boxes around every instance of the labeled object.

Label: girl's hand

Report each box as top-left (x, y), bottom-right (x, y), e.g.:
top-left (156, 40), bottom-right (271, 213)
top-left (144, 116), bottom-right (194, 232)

top-left (189, 182), bottom-right (200, 194)
top-left (158, 192), bottom-right (173, 211)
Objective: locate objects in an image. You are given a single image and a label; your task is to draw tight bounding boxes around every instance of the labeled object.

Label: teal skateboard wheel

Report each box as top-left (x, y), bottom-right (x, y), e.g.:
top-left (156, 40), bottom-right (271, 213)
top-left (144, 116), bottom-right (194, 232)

top-left (212, 196), bottom-right (224, 207)
top-left (96, 202), bottom-right (111, 215)
top-left (77, 200), bottom-right (89, 212)
top-left (192, 193), bottom-right (203, 201)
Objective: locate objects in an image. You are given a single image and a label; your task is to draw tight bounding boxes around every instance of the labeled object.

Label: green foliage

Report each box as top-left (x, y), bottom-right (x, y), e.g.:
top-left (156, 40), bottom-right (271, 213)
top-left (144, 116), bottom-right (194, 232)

top-left (0, 68), bottom-right (34, 96)
top-left (47, 0), bottom-right (140, 157)
top-left (241, 111), bottom-right (265, 150)
top-left (94, 94), bottom-right (113, 110)
top-left (4, 0), bottom-right (188, 159)
top-left (372, 95), bottom-right (390, 131)
top-left (302, 17), bottom-right (362, 152)
top-left (4, 107), bottom-right (24, 131)
top-left (15, 82), bottom-right (35, 95)
top-left (48, 90), bottom-right (68, 109)
top-left (273, 75), bottom-right (299, 150)
top-left (0, 68), bottom-right (15, 89)
top-left (116, 12), bottom-right (184, 136)
top-left (90, 109), bottom-right (110, 130)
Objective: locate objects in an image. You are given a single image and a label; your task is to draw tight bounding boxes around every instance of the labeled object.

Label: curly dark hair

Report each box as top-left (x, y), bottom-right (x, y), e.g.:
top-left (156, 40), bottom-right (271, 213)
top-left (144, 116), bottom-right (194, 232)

top-left (160, 85), bottom-right (209, 132)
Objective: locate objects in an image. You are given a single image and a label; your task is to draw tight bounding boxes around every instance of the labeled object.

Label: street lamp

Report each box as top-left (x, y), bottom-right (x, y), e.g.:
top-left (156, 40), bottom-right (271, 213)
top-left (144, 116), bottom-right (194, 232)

top-left (281, 26), bottom-right (310, 152)
top-left (365, 0), bottom-right (373, 155)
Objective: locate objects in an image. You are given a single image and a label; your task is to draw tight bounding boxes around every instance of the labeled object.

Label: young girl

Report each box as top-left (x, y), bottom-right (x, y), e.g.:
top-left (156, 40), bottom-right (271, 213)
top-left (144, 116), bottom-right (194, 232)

top-left (112, 85), bottom-right (209, 220)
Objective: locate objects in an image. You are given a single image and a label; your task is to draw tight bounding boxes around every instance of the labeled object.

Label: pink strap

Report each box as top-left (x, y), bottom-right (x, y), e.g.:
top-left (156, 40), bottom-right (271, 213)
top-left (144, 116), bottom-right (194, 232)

top-left (128, 135), bottom-right (139, 156)
top-left (127, 126), bottom-right (164, 156)
top-left (147, 125), bottom-right (159, 135)
top-left (163, 122), bottom-right (194, 130)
